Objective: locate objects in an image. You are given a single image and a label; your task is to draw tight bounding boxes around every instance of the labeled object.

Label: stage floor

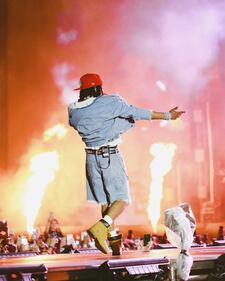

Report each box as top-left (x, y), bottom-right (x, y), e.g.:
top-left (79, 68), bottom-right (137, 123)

top-left (0, 246), bottom-right (224, 280)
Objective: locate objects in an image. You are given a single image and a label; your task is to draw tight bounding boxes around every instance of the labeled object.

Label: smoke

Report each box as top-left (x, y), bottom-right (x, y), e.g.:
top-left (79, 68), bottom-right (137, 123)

top-left (57, 29), bottom-right (78, 45)
top-left (117, 0), bottom-right (225, 93)
top-left (52, 63), bottom-right (79, 104)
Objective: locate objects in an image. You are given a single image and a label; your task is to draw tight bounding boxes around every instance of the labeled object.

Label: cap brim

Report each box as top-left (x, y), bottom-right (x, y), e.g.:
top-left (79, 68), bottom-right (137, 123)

top-left (73, 87), bottom-right (81, 91)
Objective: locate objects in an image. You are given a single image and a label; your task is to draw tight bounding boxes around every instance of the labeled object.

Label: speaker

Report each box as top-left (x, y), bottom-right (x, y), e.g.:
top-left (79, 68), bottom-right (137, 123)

top-left (98, 257), bottom-right (170, 281)
top-left (0, 252), bottom-right (38, 259)
top-left (75, 247), bottom-right (100, 254)
top-left (213, 240), bottom-right (225, 246)
top-left (0, 264), bottom-right (47, 281)
top-left (156, 243), bottom-right (202, 249)
top-left (155, 243), bottom-right (176, 249)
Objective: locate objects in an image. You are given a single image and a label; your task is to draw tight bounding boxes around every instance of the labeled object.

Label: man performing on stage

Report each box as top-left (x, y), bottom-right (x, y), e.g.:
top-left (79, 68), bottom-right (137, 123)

top-left (68, 73), bottom-right (185, 255)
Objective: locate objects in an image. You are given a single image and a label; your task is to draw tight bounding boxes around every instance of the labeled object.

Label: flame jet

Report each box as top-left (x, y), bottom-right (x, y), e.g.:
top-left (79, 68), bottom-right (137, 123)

top-left (148, 142), bottom-right (176, 232)
top-left (22, 124), bottom-right (67, 233)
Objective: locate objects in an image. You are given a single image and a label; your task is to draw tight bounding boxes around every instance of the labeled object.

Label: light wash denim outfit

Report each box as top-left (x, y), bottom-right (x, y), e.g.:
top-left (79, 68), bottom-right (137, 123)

top-left (68, 94), bottom-right (151, 205)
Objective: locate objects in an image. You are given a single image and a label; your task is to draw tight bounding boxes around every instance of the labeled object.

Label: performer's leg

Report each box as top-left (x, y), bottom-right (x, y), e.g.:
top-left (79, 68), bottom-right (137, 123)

top-left (108, 233), bottom-right (123, 256)
top-left (101, 203), bottom-right (109, 217)
top-left (101, 200), bottom-right (128, 256)
top-left (101, 200), bottom-right (128, 232)
top-left (87, 153), bottom-right (129, 254)
top-left (101, 203), bottom-right (114, 231)
top-left (105, 200), bottom-right (128, 220)
top-left (88, 200), bottom-right (127, 254)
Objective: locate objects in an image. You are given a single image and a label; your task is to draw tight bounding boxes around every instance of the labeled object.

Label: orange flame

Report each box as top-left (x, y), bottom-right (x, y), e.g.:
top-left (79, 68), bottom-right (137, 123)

top-left (23, 152), bottom-right (59, 233)
top-left (43, 123), bottom-right (67, 141)
top-left (22, 123), bottom-right (67, 233)
top-left (147, 142), bottom-right (176, 232)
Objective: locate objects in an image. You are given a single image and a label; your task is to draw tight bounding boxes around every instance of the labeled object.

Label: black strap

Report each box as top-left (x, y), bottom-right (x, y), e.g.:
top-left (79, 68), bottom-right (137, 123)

top-left (180, 249), bottom-right (189, 256)
top-left (86, 146), bottom-right (118, 155)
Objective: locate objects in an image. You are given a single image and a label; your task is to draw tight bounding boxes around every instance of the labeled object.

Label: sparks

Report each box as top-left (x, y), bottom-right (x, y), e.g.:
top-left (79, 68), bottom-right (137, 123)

top-left (147, 142), bottom-right (176, 232)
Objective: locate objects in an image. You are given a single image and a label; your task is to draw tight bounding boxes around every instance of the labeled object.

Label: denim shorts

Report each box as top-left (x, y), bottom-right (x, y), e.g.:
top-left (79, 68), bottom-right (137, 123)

top-left (85, 151), bottom-right (131, 205)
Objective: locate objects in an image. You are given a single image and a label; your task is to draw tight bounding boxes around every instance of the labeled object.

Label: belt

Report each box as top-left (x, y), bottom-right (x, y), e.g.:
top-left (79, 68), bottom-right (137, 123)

top-left (85, 146), bottom-right (119, 156)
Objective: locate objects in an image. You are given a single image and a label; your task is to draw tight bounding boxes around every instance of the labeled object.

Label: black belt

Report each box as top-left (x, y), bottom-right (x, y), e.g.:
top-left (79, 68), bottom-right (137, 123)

top-left (85, 146), bottom-right (119, 156)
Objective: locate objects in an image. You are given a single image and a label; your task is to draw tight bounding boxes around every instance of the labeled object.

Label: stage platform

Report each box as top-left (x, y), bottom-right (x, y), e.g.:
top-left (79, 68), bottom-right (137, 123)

top-left (0, 246), bottom-right (225, 280)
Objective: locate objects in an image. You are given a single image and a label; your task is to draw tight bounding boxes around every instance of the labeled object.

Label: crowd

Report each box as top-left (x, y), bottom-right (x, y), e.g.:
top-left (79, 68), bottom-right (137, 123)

top-left (0, 216), bottom-right (224, 255)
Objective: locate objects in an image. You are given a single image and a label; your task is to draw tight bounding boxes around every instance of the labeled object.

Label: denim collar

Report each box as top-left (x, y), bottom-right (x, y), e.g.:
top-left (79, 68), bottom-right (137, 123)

top-left (73, 97), bottom-right (96, 109)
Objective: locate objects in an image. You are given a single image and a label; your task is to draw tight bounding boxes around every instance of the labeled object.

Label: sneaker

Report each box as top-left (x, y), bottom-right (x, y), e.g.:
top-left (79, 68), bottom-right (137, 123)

top-left (87, 221), bottom-right (109, 254)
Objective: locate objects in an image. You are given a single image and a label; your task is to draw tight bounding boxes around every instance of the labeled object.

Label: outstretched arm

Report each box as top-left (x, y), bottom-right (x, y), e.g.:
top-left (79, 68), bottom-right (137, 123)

top-left (151, 106), bottom-right (185, 120)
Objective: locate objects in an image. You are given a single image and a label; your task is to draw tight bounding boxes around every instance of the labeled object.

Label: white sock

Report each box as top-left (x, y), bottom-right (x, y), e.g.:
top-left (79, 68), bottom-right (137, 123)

top-left (109, 229), bottom-right (118, 237)
top-left (103, 215), bottom-right (113, 226)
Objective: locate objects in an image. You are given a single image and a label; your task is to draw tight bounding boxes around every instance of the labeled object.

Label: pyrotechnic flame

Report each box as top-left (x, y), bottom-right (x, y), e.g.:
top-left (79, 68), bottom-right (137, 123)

top-left (23, 152), bottom-right (59, 233)
top-left (147, 143), bottom-right (176, 232)
top-left (22, 124), bottom-right (67, 233)
top-left (43, 123), bottom-right (67, 141)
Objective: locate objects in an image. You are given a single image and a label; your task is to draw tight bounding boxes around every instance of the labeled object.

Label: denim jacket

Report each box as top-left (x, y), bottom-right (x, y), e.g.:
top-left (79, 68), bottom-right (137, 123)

top-left (68, 94), bottom-right (151, 147)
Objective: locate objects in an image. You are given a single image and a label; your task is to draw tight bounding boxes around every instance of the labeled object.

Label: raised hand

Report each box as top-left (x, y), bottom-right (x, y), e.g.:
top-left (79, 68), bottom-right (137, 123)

top-left (169, 106), bottom-right (185, 120)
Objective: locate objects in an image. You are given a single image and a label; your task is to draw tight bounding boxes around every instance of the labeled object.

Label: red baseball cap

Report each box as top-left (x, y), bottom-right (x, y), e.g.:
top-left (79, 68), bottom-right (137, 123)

top-left (74, 73), bottom-right (103, 91)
